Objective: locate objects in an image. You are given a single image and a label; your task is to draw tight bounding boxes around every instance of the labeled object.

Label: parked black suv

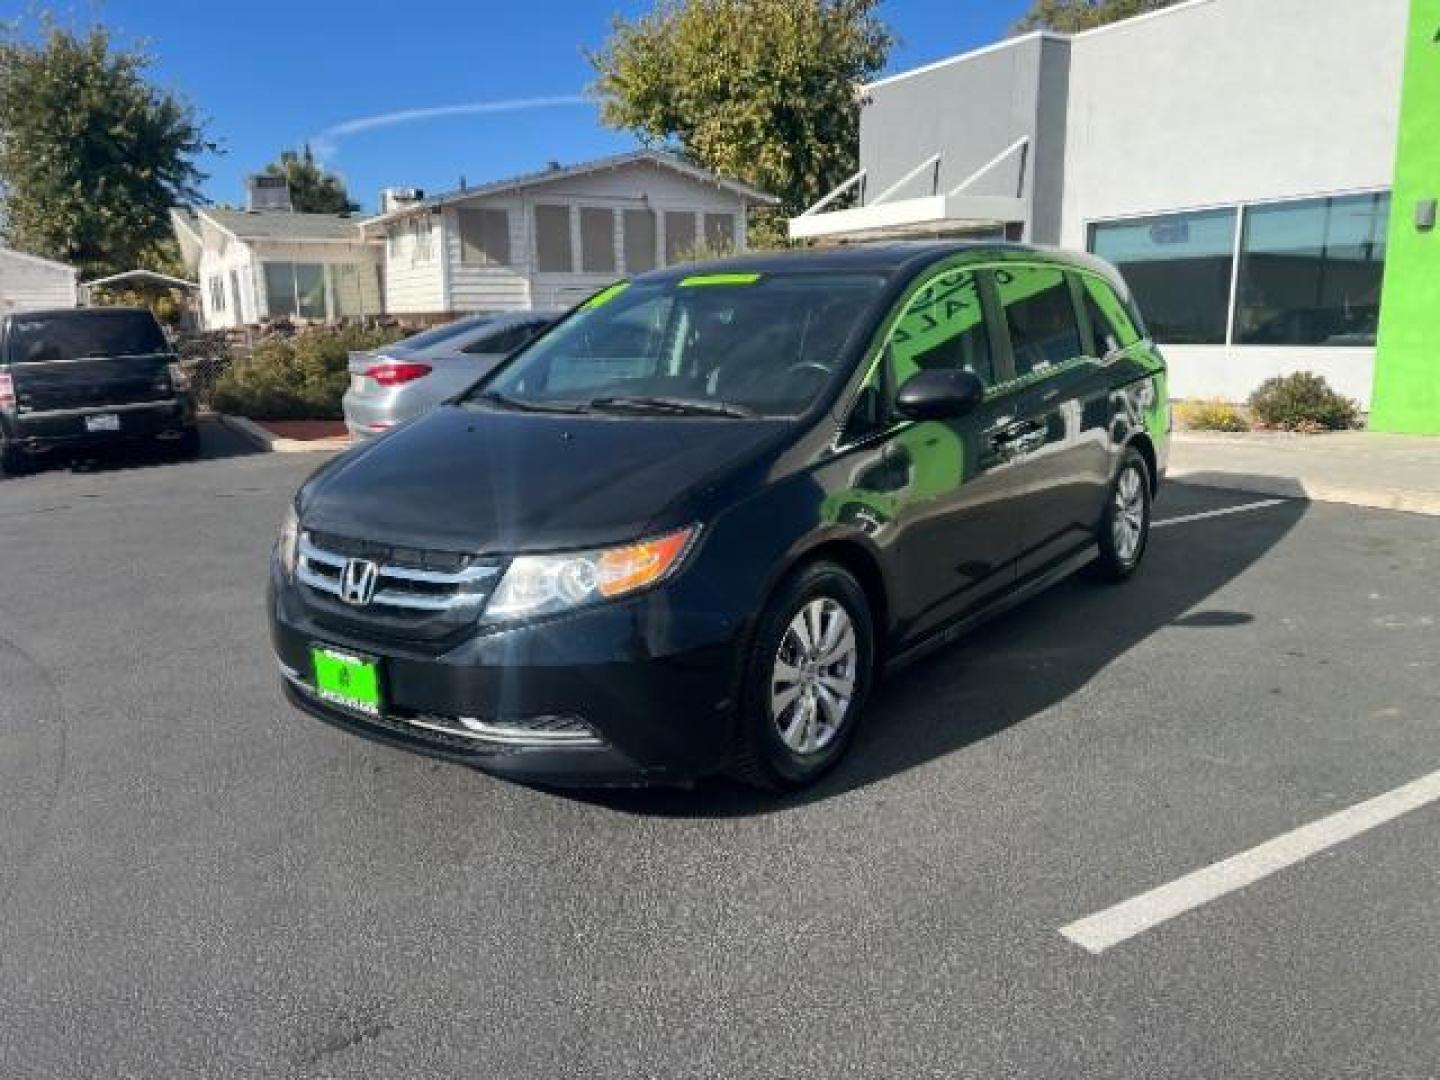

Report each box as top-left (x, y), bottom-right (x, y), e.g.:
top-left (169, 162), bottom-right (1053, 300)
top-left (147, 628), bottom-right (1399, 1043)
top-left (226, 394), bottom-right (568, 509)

top-left (0, 307), bottom-right (198, 475)
top-left (270, 243), bottom-right (1169, 790)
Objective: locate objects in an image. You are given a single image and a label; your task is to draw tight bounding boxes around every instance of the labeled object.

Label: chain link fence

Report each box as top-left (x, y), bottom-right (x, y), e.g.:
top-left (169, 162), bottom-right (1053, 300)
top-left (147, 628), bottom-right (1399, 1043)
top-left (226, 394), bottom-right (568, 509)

top-left (174, 331), bottom-right (251, 413)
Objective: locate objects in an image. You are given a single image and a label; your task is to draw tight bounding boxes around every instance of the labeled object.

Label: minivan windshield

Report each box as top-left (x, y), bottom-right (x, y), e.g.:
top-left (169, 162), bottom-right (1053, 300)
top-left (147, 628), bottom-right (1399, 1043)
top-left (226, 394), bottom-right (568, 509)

top-left (470, 273), bottom-right (883, 418)
top-left (7, 310), bottom-right (168, 365)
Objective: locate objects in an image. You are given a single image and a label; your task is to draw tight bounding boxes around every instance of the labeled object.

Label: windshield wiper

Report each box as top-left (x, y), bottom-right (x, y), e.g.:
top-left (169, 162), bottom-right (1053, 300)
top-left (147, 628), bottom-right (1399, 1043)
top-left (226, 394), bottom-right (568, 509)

top-left (588, 395), bottom-right (758, 419)
top-left (468, 390), bottom-right (589, 414)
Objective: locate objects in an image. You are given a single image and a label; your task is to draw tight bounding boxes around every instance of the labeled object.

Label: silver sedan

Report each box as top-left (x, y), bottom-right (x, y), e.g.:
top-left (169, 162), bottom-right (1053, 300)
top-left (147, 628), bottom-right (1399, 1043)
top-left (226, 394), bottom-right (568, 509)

top-left (343, 312), bottom-right (557, 440)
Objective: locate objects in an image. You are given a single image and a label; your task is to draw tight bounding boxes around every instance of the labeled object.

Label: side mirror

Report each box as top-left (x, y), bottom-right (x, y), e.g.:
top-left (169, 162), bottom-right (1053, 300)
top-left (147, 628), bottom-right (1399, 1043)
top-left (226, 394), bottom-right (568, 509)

top-left (894, 368), bottom-right (986, 422)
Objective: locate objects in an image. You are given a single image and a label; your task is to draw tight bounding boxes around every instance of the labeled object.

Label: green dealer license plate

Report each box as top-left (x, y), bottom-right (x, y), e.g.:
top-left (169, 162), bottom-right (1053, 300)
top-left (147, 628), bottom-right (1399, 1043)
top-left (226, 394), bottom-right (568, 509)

top-left (311, 646), bottom-right (382, 716)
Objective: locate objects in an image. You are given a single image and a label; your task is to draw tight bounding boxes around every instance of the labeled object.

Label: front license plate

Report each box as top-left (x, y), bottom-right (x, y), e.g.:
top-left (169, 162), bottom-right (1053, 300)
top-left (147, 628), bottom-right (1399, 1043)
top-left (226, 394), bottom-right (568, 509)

top-left (85, 413), bottom-right (120, 432)
top-left (311, 646), bottom-right (383, 716)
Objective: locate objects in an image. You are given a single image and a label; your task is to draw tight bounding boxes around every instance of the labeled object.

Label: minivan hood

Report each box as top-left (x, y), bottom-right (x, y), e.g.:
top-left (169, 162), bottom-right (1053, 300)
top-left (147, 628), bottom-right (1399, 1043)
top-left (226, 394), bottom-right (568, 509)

top-left (300, 404), bottom-right (786, 554)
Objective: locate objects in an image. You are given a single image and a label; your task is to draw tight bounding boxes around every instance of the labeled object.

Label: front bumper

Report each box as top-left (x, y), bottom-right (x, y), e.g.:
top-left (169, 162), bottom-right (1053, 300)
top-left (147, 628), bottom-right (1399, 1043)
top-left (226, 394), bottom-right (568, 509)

top-left (269, 567), bottom-right (745, 786)
top-left (4, 398), bottom-right (195, 451)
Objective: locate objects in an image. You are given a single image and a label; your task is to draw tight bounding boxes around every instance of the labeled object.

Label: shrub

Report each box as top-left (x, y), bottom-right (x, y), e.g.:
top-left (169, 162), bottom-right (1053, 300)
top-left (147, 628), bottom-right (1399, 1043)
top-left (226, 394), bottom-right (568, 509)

top-left (1175, 398), bottom-right (1251, 432)
top-left (1247, 372), bottom-right (1360, 433)
top-left (211, 325), bottom-right (405, 420)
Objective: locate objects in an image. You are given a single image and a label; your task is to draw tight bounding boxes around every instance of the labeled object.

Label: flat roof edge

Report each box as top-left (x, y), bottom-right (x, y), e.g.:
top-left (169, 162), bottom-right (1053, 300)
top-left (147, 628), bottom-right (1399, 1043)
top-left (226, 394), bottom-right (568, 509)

top-left (864, 0), bottom-right (1221, 94)
top-left (863, 31), bottom-right (1067, 93)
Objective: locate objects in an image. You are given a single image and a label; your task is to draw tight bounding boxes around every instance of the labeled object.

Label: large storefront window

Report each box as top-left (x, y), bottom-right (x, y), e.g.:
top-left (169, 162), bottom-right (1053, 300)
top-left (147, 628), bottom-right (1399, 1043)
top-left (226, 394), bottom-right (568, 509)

top-left (1235, 192), bottom-right (1389, 347)
top-left (1090, 208), bottom-right (1236, 345)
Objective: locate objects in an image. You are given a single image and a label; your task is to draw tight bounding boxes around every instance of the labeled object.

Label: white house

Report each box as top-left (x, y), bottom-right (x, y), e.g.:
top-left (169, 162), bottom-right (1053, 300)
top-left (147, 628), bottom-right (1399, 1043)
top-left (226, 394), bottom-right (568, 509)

top-left (0, 248), bottom-right (79, 313)
top-left (359, 150), bottom-right (779, 316)
top-left (172, 185), bottom-right (383, 331)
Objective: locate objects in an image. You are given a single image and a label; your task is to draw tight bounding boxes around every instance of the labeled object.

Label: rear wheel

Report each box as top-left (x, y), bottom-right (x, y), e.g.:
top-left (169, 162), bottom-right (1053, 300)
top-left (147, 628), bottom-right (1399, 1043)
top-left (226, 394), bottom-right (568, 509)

top-left (0, 441), bottom-right (33, 477)
top-left (728, 562), bottom-right (875, 791)
top-left (169, 426), bottom-right (202, 460)
top-left (1092, 447), bottom-right (1152, 581)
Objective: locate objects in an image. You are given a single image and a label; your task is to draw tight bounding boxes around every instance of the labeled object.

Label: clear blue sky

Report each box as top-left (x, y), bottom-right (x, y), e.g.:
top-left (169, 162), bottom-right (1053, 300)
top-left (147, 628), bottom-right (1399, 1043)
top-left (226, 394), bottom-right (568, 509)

top-left (44, 0), bottom-right (1032, 211)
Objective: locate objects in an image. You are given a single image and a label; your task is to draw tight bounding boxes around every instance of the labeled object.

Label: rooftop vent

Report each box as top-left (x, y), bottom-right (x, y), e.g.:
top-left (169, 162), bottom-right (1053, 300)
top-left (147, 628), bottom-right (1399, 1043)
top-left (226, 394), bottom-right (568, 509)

top-left (246, 174), bottom-right (293, 212)
top-left (380, 187), bottom-right (425, 214)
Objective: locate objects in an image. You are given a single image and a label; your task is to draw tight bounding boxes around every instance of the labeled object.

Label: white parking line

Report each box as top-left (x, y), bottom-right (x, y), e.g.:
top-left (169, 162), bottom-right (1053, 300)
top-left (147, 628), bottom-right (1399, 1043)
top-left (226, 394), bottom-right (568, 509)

top-left (1060, 768), bottom-right (1440, 954)
top-left (1153, 499), bottom-right (1289, 529)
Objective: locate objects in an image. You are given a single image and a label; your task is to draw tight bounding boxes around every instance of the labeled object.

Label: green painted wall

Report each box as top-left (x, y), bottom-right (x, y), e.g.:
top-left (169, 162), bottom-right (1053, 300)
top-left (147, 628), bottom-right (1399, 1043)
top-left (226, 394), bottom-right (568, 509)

top-left (1371, 0), bottom-right (1440, 433)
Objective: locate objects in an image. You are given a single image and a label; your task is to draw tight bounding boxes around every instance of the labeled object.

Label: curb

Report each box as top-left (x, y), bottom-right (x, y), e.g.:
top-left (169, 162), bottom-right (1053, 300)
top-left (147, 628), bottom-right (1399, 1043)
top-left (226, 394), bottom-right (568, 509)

top-left (1168, 468), bottom-right (1440, 518)
top-left (216, 414), bottom-right (352, 455)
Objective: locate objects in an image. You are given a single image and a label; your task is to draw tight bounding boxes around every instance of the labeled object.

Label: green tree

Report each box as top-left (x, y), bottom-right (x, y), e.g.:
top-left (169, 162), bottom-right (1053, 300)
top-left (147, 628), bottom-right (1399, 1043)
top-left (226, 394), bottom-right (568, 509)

top-left (0, 16), bottom-right (214, 277)
top-left (1016, 0), bottom-right (1179, 32)
top-left (588, 0), bottom-right (893, 243)
top-left (262, 146), bottom-right (359, 214)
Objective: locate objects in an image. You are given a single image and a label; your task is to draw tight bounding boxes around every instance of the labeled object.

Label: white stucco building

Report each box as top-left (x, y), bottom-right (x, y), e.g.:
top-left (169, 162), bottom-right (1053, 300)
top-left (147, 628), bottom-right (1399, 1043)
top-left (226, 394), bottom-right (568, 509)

top-left (792, 0), bottom-right (1410, 407)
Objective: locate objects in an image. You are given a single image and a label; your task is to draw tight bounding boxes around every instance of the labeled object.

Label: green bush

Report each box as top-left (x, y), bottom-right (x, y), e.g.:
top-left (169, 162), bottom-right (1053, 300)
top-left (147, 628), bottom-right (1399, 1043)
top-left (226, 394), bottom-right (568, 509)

top-left (1247, 372), bottom-right (1360, 433)
top-left (211, 326), bottom-right (404, 420)
top-left (1175, 398), bottom-right (1251, 432)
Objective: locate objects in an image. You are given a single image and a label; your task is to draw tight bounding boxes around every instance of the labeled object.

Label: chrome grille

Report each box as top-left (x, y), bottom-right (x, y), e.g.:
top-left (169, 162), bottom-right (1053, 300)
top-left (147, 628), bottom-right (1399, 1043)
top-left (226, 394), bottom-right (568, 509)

top-left (297, 532), bottom-right (500, 614)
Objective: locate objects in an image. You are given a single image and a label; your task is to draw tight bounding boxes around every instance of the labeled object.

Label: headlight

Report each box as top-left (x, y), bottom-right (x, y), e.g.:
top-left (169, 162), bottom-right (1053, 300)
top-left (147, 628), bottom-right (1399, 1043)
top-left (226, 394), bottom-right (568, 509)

top-left (276, 504), bottom-right (300, 578)
top-left (487, 526), bottom-right (698, 621)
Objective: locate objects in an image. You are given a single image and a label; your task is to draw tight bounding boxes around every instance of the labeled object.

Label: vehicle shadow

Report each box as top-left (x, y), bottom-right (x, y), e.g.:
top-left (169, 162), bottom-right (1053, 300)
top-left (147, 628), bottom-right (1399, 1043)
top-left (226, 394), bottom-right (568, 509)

top-left (0, 416), bottom-right (259, 481)
top-left (577, 493), bottom-right (1308, 819)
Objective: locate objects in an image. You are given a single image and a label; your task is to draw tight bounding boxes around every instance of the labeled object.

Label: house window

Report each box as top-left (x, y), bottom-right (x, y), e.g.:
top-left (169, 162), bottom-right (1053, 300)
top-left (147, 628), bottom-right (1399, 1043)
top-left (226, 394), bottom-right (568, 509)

top-left (208, 275), bottom-right (226, 313)
top-left (458, 208), bottom-right (511, 266)
top-left (623, 209), bottom-right (657, 273)
top-left (263, 261), bottom-right (329, 320)
top-left (1089, 208), bottom-right (1237, 345)
top-left (1235, 192), bottom-right (1390, 346)
top-left (704, 213), bottom-right (736, 253)
top-left (535, 205), bottom-right (573, 273)
top-left (664, 211), bottom-right (697, 265)
top-left (330, 264), bottom-right (362, 318)
top-left (410, 218), bottom-right (434, 265)
top-left (229, 270), bottom-right (242, 320)
top-left (580, 208), bottom-right (616, 273)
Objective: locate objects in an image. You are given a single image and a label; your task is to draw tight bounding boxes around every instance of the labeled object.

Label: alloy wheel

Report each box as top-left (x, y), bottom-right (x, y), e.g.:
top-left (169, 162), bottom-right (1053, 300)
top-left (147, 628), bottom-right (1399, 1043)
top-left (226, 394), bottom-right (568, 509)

top-left (1111, 465), bottom-right (1146, 563)
top-left (771, 598), bottom-right (858, 755)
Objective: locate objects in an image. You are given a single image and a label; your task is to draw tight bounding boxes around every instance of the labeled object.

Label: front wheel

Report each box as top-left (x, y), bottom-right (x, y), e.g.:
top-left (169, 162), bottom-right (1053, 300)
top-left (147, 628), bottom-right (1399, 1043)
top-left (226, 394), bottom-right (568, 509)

top-left (728, 562), bottom-right (875, 791)
top-left (1092, 448), bottom-right (1152, 581)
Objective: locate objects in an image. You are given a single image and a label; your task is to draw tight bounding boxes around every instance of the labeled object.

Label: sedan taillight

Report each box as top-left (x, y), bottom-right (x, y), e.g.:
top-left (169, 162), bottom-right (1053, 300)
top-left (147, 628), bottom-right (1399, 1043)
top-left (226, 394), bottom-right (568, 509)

top-left (0, 371), bottom-right (14, 410)
top-left (365, 362), bottom-right (432, 387)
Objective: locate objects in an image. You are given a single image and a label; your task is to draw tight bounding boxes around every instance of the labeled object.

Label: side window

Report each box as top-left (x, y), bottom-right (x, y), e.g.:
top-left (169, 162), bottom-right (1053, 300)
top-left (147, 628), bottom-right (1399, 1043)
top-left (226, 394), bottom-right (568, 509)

top-left (887, 266), bottom-right (994, 388)
top-left (1079, 274), bottom-right (1142, 354)
top-left (994, 265), bottom-right (1084, 379)
top-left (462, 324), bottom-right (531, 356)
top-left (840, 265), bottom-right (992, 445)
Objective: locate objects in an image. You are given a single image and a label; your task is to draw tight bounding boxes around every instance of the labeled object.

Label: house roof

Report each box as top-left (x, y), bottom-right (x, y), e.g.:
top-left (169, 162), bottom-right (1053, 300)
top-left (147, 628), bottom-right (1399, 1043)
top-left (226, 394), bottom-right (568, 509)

top-left (360, 149), bottom-right (780, 229)
top-left (0, 246), bottom-right (77, 275)
top-left (200, 208), bottom-right (370, 243)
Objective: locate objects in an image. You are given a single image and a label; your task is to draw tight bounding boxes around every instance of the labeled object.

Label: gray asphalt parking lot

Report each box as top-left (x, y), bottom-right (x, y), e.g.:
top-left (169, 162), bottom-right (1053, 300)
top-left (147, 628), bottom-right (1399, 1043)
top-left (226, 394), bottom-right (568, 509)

top-left (1, 426), bottom-right (1437, 1078)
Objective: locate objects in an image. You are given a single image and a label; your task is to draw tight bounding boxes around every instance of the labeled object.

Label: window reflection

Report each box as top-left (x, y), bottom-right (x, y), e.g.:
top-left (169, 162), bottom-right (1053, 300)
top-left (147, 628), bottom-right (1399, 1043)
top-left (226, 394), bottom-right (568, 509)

top-left (1090, 208), bottom-right (1236, 345)
top-left (1236, 193), bottom-right (1389, 347)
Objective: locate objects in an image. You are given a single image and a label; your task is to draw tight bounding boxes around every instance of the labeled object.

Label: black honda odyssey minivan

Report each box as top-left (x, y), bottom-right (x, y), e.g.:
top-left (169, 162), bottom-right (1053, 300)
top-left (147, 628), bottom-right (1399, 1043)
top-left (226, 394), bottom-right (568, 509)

top-left (270, 243), bottom-right (1168, 790)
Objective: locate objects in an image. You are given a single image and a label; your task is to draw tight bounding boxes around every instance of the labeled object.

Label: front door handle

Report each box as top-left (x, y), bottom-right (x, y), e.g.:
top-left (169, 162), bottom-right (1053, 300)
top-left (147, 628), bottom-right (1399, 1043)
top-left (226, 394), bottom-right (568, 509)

top-left (987, 419), bottom-right (1047, 456)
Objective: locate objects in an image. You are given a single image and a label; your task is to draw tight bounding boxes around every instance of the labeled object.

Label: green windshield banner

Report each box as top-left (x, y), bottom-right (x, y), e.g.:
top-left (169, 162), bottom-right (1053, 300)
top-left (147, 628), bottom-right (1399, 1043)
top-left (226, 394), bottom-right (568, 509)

top-left (1371, 0), bottom-right (1440, 433)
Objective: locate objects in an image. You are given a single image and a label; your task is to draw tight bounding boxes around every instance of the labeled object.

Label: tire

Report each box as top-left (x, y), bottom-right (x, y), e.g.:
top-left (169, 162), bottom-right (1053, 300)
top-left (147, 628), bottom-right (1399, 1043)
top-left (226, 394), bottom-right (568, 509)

top-left (169, 426), bottom-right (202, 460)
top-left (0, 441), bottom-right (33, 477)
top-left (728, 561), bottom-right (876, 791)
top-left (1092, 447), bottom-right (1152, 581)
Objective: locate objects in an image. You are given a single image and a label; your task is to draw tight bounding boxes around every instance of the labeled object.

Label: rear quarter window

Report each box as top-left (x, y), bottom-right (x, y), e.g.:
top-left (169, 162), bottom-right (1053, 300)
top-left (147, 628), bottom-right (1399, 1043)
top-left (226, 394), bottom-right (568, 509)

top-left (8, 310), bottom-right (168, 364)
